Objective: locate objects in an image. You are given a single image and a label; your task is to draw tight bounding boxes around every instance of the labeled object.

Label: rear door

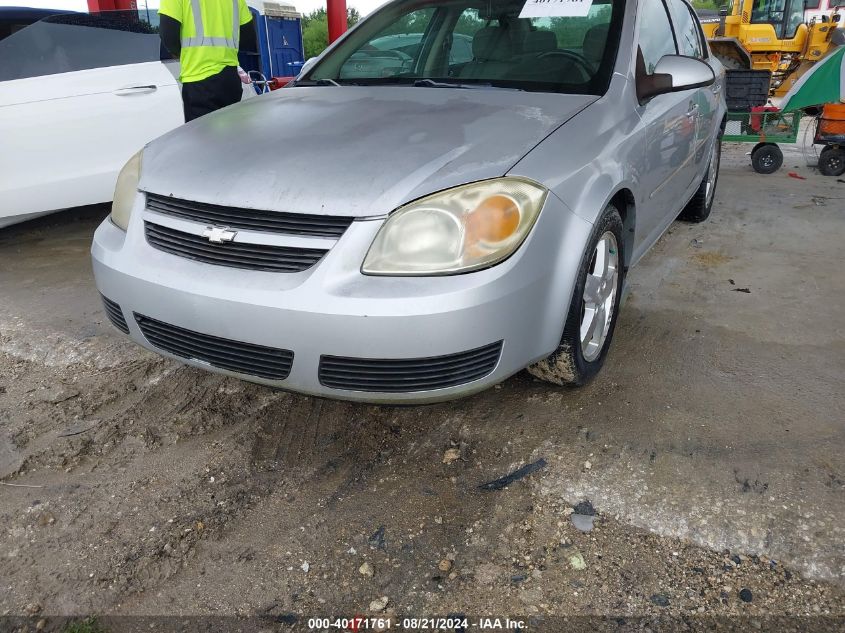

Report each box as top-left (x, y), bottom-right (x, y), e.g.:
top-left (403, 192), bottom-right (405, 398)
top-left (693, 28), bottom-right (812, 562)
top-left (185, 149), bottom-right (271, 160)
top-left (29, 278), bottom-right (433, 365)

top-left (0, 11), bottom-right (183, 226)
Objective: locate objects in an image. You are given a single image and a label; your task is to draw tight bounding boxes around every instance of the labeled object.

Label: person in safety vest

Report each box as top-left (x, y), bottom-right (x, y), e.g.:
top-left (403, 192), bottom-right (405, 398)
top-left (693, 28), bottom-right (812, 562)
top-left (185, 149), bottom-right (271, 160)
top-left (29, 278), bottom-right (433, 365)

top-left (159, 0), bottom-right (257, 122)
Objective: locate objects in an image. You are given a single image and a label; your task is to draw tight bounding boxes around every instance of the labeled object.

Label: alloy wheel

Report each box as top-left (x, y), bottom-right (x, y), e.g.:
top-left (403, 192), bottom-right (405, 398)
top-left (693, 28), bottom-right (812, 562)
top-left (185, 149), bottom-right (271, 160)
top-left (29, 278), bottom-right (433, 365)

top-left (580, 231), bottom-right (619, 362)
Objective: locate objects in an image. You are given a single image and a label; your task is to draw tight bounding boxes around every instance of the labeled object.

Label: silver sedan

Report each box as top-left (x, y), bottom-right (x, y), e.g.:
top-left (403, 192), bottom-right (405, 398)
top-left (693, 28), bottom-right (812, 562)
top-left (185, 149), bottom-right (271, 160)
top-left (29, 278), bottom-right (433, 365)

top-left (92, 0), bottom-right (725, 403)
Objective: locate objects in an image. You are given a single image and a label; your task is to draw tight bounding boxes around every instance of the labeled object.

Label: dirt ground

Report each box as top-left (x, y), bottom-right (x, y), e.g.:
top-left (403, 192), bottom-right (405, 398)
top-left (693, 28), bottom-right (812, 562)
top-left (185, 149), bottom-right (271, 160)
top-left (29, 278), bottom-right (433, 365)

top-left (1, 144), bottom-right (843, 632)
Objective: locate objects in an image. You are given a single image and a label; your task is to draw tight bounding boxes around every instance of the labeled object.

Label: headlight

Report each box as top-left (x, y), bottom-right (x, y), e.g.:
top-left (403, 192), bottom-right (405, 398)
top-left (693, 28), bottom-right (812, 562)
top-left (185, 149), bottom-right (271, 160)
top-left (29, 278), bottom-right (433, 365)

top-left (110, 150), bottom-right (143, 231)
top-left (362, 178), bottom-right (547, 275)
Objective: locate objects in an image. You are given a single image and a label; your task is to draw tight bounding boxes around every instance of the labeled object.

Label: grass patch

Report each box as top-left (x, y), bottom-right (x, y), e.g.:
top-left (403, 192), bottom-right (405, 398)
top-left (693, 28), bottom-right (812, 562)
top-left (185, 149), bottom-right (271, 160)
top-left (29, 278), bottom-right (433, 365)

top-left (63, 617), bottom-right (107, 633)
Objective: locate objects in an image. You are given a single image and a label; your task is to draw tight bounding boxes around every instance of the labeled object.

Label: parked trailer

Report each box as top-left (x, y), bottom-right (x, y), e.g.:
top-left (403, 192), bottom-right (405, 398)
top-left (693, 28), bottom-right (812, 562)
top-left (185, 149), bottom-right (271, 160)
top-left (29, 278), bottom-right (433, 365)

top-left (723, 110), bottom-right (803, 174)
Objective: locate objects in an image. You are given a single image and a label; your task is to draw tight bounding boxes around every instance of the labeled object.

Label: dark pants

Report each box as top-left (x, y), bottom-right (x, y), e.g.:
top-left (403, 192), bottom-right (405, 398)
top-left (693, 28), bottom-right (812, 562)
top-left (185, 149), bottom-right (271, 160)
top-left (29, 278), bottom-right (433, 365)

top-left (181, 65), bottom-right (242, 123)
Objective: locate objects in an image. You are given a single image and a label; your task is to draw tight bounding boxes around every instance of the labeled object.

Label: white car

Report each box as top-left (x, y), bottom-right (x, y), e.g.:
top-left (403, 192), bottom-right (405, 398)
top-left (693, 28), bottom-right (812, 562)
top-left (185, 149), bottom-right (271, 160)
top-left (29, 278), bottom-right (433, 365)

top-left (0, 10), bottom-right (254, 229)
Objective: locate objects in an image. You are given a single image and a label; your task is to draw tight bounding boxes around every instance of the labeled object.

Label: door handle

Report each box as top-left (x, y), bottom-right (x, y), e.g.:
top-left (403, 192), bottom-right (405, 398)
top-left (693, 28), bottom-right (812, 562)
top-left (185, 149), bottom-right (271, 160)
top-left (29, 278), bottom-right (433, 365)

top-left (686, 104), bottom-right (700, 117)
top-left (114, 85), bottom-right (157, 95)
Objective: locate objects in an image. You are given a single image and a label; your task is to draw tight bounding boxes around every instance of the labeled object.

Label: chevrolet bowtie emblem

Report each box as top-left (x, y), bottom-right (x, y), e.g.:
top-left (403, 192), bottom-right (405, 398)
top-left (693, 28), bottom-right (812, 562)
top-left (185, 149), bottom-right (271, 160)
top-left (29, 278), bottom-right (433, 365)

top-left (202, 226), bottom-right (237, 243)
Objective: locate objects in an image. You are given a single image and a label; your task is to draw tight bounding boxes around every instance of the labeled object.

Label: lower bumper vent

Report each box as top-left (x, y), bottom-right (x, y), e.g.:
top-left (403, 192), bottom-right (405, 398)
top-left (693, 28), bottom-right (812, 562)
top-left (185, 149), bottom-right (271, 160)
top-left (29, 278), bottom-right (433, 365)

top-left (135, 314), bottom-right (293, 380)
top-left (101, 295), bottom-right (129, 334)
top-left (318, 341), bottom-right (503, 392)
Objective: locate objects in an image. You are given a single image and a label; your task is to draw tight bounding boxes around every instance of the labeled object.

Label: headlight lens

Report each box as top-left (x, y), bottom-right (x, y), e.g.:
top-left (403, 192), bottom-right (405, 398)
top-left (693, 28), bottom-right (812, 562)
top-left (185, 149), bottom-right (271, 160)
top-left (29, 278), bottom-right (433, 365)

top-left (110, 150), bottom-right (143, 231)
top-left (362, 178), bottom-right (547, 275)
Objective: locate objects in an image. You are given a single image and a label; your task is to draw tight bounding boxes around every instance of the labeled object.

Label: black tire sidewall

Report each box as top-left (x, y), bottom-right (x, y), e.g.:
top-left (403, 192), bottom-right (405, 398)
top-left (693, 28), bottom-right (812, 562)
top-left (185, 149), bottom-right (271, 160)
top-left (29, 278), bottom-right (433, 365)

top-left (561, 206), bottom-right (626, 384)
top-left (679, 138), bottom-right (721, 222)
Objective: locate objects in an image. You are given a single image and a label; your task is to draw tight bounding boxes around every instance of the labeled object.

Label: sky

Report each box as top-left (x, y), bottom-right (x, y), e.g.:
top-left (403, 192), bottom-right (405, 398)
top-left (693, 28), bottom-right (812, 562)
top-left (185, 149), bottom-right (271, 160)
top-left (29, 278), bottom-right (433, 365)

top-left (0, 0), bottom-right (386, 16)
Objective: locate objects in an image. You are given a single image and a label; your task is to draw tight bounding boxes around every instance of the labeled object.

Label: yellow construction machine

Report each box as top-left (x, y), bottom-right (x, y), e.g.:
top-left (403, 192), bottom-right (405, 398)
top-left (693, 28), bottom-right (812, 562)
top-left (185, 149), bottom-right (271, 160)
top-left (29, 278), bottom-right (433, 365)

top-left (700, 0), bottom-right (843, 97)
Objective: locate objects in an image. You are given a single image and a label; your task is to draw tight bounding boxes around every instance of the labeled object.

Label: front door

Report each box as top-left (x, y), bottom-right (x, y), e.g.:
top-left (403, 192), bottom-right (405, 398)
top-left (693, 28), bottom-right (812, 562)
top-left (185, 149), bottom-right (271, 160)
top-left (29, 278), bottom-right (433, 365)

top-left (633, 0), bottom-right (698, 252)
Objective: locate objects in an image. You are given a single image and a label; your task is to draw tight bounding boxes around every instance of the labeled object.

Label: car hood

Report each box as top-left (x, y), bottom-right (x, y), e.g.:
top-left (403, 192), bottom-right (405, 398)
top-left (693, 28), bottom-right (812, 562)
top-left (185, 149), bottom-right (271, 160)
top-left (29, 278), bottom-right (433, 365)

top-left (140, 86), bottom-right (597, 217)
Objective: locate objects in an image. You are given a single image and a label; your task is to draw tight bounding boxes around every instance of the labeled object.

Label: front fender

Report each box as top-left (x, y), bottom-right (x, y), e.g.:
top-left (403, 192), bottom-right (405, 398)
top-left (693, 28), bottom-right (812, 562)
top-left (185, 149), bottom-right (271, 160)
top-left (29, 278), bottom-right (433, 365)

top-left (508, 78), bottom-right (642, 226)
top-left (508, 79), bottom-right (642, 262)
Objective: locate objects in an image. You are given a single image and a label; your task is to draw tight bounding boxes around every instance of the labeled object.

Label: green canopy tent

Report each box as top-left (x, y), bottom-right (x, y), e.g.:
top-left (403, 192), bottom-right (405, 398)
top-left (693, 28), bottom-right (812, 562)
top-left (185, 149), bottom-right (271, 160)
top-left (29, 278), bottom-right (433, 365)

top-left (780, 46), bottom-right (845, 112)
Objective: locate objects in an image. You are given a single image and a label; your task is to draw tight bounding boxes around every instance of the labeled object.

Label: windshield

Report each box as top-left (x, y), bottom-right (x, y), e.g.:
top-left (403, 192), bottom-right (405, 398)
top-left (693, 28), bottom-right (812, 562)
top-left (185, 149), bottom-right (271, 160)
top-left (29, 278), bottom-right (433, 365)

top-left (750, 0), bottom-right (804, 37)
top-left (301, 0), bottom-right (623, 95)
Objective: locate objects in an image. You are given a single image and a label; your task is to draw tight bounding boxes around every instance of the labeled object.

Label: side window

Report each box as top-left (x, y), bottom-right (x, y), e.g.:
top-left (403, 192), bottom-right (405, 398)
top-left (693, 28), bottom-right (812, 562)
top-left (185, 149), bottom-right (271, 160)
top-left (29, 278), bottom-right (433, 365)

top-left (338, 8), bottom-right (435, 80)
top-left (449, 8), bottom-right (486, 66)
top-left (0, 11), bottom-right (160, 82)
top-left (449, 34), bottom-right (474, 65)
top-left (784, 3), bottom-right (805, 38)
top-left (638, 0), bottom-right (677, 74)
top-left (667, 0), bottom-right (705, 58)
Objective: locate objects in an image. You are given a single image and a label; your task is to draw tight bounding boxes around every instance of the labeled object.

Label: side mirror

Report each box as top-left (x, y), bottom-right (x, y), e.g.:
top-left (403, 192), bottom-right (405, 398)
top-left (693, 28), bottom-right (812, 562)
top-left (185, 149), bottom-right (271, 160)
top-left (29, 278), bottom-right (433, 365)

top-left (639, 55), bottom-right (715, 101)
top-left (298, 57), bottom-right (318, 77)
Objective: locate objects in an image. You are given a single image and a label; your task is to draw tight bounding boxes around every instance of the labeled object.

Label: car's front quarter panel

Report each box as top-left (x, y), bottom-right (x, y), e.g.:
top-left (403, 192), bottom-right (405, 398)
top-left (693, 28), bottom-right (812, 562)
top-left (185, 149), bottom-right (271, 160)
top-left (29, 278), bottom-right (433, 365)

top-left (508, 74), bottom-right (643, 264)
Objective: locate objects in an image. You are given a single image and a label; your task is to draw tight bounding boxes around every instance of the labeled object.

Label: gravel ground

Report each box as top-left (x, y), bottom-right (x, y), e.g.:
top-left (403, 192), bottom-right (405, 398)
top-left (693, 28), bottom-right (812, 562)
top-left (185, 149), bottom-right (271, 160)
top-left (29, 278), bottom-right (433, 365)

top-left (0, 144), bottom-right (843, 632)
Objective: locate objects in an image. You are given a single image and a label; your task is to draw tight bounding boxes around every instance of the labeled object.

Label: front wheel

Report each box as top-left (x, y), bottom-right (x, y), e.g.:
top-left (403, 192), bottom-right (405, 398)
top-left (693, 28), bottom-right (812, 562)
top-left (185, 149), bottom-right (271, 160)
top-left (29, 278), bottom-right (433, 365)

top-left (527, 205), bottom-right (625, 386)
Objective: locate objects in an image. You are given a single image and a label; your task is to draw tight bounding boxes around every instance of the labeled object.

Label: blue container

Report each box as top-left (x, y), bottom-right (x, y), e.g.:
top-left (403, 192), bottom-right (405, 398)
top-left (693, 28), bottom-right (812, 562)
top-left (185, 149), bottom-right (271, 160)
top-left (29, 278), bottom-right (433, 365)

top-left (239, 5), bottom-right (304, 79)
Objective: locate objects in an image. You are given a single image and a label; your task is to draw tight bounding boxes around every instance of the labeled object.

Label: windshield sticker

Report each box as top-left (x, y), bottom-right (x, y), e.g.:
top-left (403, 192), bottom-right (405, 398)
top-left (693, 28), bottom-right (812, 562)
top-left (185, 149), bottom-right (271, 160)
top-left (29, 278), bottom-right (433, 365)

top-left (519, 0), bottom-right (594, 18)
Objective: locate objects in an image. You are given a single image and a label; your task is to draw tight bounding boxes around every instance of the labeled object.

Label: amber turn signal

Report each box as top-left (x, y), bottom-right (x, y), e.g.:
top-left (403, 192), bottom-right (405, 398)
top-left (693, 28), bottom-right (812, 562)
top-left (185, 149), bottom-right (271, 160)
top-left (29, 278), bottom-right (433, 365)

top-left (465, 195), bottom-right (521, 246)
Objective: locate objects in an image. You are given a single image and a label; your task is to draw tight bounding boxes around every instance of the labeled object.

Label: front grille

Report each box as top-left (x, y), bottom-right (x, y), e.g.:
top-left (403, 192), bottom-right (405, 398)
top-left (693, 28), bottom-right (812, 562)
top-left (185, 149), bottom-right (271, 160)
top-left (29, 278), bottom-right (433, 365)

top-left (135, 314), bottom-right (293, 380)
top-left (144, 222), bottom-right (327, 273)
top-left (146, 193), bottom-right (354, 238)
top-left (101, 295), bottom-right (129, 334)
top-left (318, 341), bottom-right (503, 392)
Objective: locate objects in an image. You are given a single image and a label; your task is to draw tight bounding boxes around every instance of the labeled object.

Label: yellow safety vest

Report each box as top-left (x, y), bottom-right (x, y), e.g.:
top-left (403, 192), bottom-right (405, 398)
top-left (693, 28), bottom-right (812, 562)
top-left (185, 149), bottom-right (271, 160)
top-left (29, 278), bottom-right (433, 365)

top-left (159, 0), bottom-right (252, 83)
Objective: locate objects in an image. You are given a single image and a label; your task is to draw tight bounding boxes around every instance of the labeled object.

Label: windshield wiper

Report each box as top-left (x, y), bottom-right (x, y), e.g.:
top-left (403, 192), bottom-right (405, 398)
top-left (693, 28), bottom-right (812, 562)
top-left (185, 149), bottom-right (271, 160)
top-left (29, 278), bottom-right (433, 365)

top-left (291, 78), bottom-right (344, 87)
top-left (413, 79), bottom-right (476, 89)
top-left (412, 78), bottom-right (523, 91)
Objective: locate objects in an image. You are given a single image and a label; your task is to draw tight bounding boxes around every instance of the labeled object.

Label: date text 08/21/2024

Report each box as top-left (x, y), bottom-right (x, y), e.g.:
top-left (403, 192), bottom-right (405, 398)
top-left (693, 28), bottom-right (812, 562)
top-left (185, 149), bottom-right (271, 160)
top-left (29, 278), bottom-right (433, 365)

top-left (307, 617), bottom-right (527, 630)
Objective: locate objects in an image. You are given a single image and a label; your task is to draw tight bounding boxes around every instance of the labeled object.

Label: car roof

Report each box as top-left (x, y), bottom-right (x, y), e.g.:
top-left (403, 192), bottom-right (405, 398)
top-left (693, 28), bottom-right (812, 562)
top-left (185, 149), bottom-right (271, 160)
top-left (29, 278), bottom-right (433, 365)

top-left (0, 7), bottom-right (77, 22)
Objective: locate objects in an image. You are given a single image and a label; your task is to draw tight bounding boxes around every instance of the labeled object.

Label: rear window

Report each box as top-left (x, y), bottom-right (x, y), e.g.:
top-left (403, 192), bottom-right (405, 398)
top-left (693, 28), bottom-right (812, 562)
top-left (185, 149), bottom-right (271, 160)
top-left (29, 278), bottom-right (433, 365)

top-left (0, 10), bottom-right (163, 82)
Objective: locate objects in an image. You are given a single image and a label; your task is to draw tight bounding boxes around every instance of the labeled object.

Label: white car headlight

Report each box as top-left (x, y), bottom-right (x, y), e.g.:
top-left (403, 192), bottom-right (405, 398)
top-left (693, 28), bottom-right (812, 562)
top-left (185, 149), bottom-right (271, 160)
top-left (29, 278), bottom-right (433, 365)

top-left (110, 150), bottom-right (143, 231)
top-left (362, 178), bottom-right (548, 275)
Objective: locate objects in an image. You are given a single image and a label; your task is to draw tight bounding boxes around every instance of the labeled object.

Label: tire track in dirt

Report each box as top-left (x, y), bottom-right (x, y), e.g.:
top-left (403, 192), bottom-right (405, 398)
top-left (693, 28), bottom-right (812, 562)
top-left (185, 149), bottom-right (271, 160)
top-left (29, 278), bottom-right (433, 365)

top-left (1, 336), bottom-right (442, 613)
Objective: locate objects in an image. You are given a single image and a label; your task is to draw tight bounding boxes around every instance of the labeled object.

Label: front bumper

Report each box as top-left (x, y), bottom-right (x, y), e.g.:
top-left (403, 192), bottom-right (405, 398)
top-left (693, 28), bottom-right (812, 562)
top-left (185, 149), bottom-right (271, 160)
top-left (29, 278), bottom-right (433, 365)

top-left (91, 192), bottom-right (592, 403)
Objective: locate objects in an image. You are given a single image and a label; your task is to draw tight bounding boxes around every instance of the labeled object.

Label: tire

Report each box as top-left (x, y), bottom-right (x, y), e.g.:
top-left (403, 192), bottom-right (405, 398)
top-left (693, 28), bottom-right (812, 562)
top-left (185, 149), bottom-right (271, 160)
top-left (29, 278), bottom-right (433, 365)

top-left (679, 138), bottom-right (721, 223)
top-left (818, 146), bottom-right (845, 177)
top-left (751, 143), bottom-right (783, 174)
top-left (750, 141), bottom-right (768, 155)
top-left (527, 205), bottom-right (625, 386)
